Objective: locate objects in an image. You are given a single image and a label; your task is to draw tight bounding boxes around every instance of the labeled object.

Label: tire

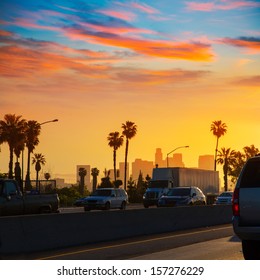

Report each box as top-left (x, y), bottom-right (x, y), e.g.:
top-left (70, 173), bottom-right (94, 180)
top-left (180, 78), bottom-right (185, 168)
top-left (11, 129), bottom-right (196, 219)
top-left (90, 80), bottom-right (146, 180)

top-left (84, 206), bottom-right (91, 212)
top-left (242, 240), bottom-right (260, 260)
top-left (104, 202), bottom-right (110, 210)
top-left (120, 201), bottom-right (126, 210)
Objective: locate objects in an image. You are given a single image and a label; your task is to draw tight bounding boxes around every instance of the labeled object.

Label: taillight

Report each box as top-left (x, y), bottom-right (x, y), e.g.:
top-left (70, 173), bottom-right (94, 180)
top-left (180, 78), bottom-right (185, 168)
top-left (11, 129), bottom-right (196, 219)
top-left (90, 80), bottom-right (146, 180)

top-left (232, 188), bottom-right (240, 216)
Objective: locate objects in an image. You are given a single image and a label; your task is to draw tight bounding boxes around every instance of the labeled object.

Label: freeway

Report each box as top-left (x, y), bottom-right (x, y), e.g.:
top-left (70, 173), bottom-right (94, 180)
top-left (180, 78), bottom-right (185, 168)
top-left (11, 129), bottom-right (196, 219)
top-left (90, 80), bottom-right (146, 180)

top-left (6, 224), bottom-right (243, 260)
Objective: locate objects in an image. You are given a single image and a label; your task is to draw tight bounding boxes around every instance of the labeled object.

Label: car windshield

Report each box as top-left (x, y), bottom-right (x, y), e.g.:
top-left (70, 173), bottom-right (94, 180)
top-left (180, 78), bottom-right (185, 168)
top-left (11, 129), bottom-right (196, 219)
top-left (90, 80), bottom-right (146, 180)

top-left (92, 190), bottom-right (112, 196)
top-left (167, 188), bottom-right (190, 196)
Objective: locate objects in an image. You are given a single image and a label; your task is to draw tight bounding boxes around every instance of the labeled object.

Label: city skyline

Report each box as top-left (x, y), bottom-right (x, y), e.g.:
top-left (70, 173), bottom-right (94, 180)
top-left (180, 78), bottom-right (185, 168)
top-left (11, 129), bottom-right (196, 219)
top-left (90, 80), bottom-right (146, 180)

top-left (55, 149), bottom-right (214, 186)
top-left (1, 0), bottom-right (259, 181)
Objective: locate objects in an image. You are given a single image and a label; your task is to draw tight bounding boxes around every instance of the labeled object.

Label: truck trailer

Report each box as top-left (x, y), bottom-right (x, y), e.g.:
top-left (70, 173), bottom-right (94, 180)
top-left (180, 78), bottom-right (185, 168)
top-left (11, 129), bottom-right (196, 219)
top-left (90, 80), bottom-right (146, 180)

top-left (143, 167), bottom-right (219, 208)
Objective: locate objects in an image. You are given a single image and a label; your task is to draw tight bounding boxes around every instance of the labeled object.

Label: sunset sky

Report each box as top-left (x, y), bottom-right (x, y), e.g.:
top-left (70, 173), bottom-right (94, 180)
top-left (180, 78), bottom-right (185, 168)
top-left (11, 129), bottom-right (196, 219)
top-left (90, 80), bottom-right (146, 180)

top-left (1, 0), bottom-right (259, 183)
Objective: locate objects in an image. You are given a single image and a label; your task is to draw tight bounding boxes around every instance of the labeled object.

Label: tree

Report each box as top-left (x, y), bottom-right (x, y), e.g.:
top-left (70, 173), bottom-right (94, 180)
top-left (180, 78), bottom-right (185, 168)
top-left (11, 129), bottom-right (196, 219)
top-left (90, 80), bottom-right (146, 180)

top-left (91, 167), bottom-right (99, 192)
top-left (210, 120), bottom-right (227, 171)
top-left (32, 153), bottom-right (46, 192)
top-left (122, 121), bottom-right (137, 190)
top-left (216, 147), bottom-right (236, 191)
top-left (44, 172), bottom-right (51, 180)
top-left (107, 131), bottom-right (124, 182)
top-left (25, 120), bottom-right (41, 189)
top-left (78, 167), bottom-right (87, 195)
top-left (229, 145), bottom-right (259, 183)
top-left (0, 114), bottom-right (26, 178)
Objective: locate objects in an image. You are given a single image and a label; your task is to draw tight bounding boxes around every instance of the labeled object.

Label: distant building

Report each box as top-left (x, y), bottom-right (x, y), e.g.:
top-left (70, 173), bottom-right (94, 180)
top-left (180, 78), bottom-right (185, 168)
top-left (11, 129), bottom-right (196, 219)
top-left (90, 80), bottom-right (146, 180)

top-left (131, 159), bottom-right (154, 181)
top-left (76, 165), bottom-right (91, 191)
top-left (54, 178), bottom-right (71, 189)
top-left (167, 153), bottom-right (185, 167)
top-left (198, 155), bottom-right (214, 170)
top-left (155, 148), bottom-right (165, 167)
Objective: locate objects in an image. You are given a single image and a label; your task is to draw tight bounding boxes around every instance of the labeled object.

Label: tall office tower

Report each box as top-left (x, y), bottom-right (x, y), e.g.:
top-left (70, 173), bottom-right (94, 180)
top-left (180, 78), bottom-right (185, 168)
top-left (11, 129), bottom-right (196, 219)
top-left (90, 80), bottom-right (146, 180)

top-left (132, 159), bottom-right (154, 182)
top-left (155, 148), bottom-right (164, 167)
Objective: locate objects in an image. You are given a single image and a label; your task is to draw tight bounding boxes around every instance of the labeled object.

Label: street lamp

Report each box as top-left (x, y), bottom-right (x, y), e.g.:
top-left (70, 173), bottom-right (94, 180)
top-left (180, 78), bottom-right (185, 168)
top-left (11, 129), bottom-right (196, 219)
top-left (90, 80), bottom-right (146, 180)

top-left (167, 145), bottom-right (189, 167)
top-left (40, 119), bottom-right (58, 126)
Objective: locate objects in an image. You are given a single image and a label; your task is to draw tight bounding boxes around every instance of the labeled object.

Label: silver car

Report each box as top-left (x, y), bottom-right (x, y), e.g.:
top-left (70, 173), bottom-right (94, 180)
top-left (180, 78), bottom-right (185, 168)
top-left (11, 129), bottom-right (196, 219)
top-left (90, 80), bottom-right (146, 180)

top-left (83, 188), bottom-right (128, 211)
top-left (232, 155), bottom-right (260, 260)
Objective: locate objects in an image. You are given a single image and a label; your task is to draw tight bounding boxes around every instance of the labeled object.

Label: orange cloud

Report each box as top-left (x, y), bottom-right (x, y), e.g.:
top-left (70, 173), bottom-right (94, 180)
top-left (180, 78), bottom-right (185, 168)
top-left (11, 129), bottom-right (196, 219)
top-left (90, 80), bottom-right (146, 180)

top-left (64, 27), bottom-right (214, 61)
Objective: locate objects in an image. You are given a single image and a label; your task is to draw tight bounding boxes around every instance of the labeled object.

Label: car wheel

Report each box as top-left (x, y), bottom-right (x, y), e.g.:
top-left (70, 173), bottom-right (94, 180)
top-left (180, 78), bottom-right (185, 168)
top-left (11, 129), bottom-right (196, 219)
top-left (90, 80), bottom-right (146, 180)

top-left (84, 206), bottom-right (91, 212)
top-left (104, 202), bottom-right (110, 210)
top-left (120, 201), bottom-right (126, 210)
top-left (242, 240), bottom-right (260, 260)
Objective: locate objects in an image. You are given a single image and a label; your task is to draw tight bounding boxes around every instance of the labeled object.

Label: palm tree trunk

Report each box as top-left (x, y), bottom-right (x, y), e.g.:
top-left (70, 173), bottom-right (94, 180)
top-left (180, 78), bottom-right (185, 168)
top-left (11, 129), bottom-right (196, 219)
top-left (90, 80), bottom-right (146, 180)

top-left (25, 149), bottom-right (31, 189)
top-left (113, 149), bottom-right (116, 182)
top-left (36, 170), bottom-right (39, 192)
top-left (214, 137), bottom-right (219, 171)
top-left (124, 139), bottom-right (129, 190)
top-left (8, 145), bottom-right (14, 179)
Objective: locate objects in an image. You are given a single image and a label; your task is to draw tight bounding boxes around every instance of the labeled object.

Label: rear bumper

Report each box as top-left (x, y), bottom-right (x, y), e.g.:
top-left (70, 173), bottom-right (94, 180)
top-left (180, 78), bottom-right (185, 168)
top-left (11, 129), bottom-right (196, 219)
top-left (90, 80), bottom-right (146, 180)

top-left (233, 216), bottom-right (260, 240)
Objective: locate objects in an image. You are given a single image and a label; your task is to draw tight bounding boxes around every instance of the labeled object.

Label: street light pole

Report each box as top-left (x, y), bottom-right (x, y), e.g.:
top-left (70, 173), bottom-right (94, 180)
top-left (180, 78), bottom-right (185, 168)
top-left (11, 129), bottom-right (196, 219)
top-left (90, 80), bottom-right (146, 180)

top-left (167, 145), bottom-right (189, 167)
top-left (40, 119), bottom-right (58, 126)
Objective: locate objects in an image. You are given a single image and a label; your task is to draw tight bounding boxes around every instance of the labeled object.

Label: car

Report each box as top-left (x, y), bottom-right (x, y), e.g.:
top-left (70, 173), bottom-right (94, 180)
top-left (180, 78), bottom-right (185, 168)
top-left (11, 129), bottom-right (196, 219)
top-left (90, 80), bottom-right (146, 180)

top-left (158, 186), bottom-right (206, 207)
top-left (232, 154), bottom-right (260, 260)
top-left (215, 191), bottom-right (233, 205)
top-left (73, 197), bottom-right (89, 207)
top-left (82, 188), bottom-right (128, 211)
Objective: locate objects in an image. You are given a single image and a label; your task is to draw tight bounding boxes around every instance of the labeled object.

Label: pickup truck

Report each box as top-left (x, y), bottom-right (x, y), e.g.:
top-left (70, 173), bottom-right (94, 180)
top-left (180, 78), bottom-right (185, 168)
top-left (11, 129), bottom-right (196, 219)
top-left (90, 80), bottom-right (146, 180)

top-left (0, 179), bottom-right (59, 216)
top-left (232, 155), bottom-right (260, 260)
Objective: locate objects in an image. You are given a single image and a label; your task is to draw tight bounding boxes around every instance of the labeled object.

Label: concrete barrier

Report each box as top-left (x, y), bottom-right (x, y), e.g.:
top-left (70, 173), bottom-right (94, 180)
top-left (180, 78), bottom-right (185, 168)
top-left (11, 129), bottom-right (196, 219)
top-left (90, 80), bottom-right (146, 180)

top-left (0, 205), bottom-right (232, 255)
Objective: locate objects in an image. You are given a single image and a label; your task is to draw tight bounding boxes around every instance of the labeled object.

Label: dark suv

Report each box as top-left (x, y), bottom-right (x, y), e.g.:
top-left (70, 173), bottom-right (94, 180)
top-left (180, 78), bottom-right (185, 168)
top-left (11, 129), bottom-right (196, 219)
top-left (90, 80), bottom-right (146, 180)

top-left (158, 186), bottom-right (206, 207)
top-left (232, 155), bottom-right (260, 259)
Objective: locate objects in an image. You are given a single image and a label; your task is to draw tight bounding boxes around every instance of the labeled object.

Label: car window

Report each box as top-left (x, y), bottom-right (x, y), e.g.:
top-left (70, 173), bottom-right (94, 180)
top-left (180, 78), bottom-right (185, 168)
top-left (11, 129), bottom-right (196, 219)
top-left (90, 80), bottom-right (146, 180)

top-left (240, 159), bottom-right (260, 188)
top-left (92, 189), bottom-right (112, 196)
top-left (167, 188), bottom-right (190, 196)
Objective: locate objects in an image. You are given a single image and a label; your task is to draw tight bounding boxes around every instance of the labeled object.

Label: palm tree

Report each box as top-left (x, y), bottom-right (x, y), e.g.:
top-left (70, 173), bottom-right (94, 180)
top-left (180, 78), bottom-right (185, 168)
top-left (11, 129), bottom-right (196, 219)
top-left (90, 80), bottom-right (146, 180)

top-left (0, 114), bottom-right (26, 178)
top-left (210, 120), bottom-right (227, 171)
top-left (216, 147), bottom-right (236, 191)
top-left (243, 144), bottom-right (259, 160)
top-left (44, 172), bottom-right (51, 180)
top-left (122, 121), bottom-right (137, 190)
top-left (25, 120), bottom-right (41, 188)
top-left (107, 131), bottom-right (124, 182)
top-left (32, 153), bottom-right (46, 192)
top-left (91, 167), bottom-right (99, 192)
top-left (78, 167), bottom-right (87, 195)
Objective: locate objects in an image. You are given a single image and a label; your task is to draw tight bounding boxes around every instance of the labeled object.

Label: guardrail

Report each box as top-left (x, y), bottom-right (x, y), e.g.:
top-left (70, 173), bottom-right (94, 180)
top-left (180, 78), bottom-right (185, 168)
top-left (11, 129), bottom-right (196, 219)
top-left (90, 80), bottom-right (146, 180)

top-left (0, 205), bottom-right (232, 255)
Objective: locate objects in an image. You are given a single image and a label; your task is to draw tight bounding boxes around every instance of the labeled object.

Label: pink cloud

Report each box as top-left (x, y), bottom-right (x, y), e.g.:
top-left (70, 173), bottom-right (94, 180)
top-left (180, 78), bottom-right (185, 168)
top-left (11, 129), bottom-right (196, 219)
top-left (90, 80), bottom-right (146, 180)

top-left (130, 2), bottom-right (160, 14)
top-left (220, 37), bottom-right (260, 54)
top-left (98, 9), bottom-right (136, 21)
top-left (186, 1), bottom-right (260, 11)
